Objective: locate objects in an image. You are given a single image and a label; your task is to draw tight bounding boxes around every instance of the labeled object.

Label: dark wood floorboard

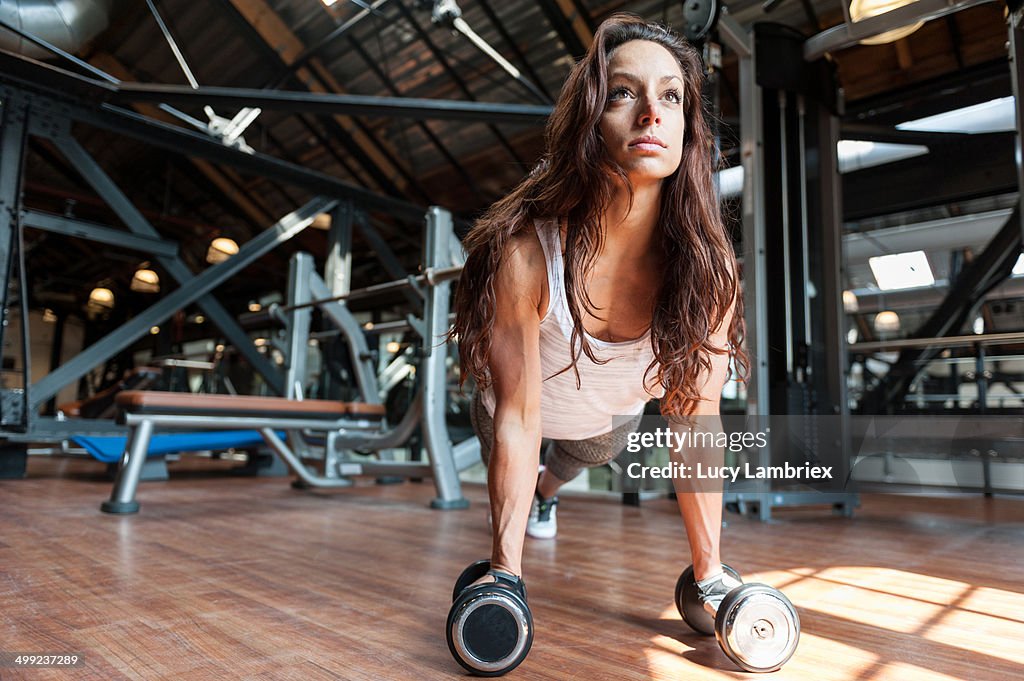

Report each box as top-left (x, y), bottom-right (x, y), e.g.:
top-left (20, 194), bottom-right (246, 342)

top-left (1, 456), bottom-right (1023, 680)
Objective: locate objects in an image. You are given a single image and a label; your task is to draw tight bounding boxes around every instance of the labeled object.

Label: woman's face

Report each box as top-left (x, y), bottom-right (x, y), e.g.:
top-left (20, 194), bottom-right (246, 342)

top-left (598, 40), bottom-right (686, 185)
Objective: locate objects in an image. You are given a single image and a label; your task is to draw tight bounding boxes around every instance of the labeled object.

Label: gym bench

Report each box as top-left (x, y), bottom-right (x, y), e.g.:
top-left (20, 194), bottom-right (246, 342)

top-left (101, 390), bottom-right (388, 514)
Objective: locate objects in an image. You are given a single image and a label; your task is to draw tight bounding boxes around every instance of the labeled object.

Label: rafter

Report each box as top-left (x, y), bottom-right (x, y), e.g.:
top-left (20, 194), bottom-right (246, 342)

top-left (91, 52), bottom-right (277, 232)
top-left (227, 0), bottom-right (424, 198)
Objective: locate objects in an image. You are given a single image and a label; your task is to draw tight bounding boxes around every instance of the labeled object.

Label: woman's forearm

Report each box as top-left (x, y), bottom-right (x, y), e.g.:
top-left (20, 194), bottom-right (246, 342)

top-left (487, 420), bottom-right (543, 575)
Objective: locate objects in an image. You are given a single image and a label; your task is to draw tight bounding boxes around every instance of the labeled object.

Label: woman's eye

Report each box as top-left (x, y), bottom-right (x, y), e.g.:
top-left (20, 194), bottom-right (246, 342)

top-left (664, 89), bottom-right (681, 103)
top-left (608, 87), bottom-right (633, 100)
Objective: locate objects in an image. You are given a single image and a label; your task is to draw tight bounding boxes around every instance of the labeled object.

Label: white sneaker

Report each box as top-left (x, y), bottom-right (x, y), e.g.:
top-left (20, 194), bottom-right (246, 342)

top-left (526, 492), bottom-right (558, 539)
top-left (696, 571), bottom-right (744, 618)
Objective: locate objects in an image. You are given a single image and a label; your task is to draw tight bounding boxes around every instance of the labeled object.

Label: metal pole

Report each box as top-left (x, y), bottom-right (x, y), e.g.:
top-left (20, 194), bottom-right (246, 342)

top-left (325, 202), bottom-right (354, 297)
top-left (285, 253), bottom-right (315, 399)
top-left (779, 90), bottom-right (794, 377)
top-left (0, 95), bottom-right (27, 427)
top-left (737, 24), bottom-right (772, 520)
top-left (975, 342), bottom-right (993, 496)
top-left (1009, 8), bottom-right (1024, 245)
top-left (422, 207), bottom-right (468, 509)
top-left (739, 34), bottom-right (769, 416)
top-left (308, 273), bottom-right (382, 405)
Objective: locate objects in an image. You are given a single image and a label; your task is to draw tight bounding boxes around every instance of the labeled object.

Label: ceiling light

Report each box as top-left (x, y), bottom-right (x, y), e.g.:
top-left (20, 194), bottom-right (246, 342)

top-left (88, 287), bottom-right (115, 310)
top-left (42, 309), bottom-right (58, 323)
top-left (311, 213), bottom-right (332, 230)
top-left (248, 301), bottom-right (262, 312)
top-left (131, 268), bottom-right (160, 293)
top-left (150, 326), bottom-right (160, 335)
top-left (874, 310), bottom-right (900, 333)
top-left (972, 316), bottom-right (984, 335)
top-left (868, 250), bottom-right (934, 290)
top-left (194, 315), bottom-right (205, 324)
top-left (847, 327), bottom-right (859, 344)
top-left (849, 0), bottom-right (924, 45)
top-left (207, 237), bottom-right (239, 264)
top-left (386, 341), bottom-right (401, 354)
top-left (843, 290), bottom-right (859, 313)
top-left (321, 0), bottom-right (339, 6)
top-left (1013, 253), bottom-right (1024, 276)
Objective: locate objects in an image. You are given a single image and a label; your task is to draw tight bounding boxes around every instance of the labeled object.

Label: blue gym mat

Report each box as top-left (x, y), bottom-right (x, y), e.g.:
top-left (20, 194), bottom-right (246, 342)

top-left (72, 430), bottom-right (286, 463)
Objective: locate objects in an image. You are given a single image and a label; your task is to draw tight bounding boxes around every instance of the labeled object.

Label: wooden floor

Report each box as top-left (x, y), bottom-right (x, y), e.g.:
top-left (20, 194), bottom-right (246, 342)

top-left (2, 456), bottom-right (1024, 681)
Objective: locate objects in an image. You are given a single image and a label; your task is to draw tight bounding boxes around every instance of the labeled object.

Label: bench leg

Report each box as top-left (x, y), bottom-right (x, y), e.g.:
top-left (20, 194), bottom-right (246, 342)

top-left (101, 419), bottom-right (155, 514)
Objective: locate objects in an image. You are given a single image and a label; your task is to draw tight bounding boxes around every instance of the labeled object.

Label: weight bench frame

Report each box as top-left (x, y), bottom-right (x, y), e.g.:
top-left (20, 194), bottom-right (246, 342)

top-left (103, 207), bottom-right (481, 514)
top-left (102, 390), bottom-right (478, 514)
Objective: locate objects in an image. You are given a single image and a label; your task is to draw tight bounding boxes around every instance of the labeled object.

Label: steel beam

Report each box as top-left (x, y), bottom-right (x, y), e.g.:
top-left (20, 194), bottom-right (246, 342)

top-left (1010, 7), bottom-right (1024, 245)
top-left (71, 100), bottom-right (426, 222)
top-left (0, 55), bottom-right (464, 213)
top-left (842, 132), bottom-right (1016, 221)
top-left (393, 0), bottom-right (525, 167)
top-left (0, 49), bottom-right (552, 125)
top-left (21, 210), bottom-right (179, 257)
top-left (52, 134), bottom-right (287, 395)
top-left (0, 95), bottom-right (27, 427)
top-left (31, 196), bottom-right (334, 408)
top-left (804, 0), bottom-right (997, 61)
top-left (536, 0), bottom-right (587, 59)
top-left (862, 206), bottom-right (1022, 412)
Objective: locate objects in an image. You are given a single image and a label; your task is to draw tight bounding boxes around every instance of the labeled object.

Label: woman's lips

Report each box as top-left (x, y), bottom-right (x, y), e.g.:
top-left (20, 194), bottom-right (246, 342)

top-left (628, 135), bottom-right (667, 152)
top-left (629, 142), bottom-right (664, 151)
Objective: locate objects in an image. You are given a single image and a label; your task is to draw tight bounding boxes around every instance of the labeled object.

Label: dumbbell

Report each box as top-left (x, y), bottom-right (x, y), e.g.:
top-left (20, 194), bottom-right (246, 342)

top-left (675, 564), bottom-right (800, 673)
top-left (446, 559), bottom-right (533, 676)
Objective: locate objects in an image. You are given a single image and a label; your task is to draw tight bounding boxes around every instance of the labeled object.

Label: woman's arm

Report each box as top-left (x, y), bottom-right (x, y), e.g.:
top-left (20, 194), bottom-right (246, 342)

top-left (666, 295), bottom-right (736, 580)
top-left (487, 232), bottom-right (546, 576)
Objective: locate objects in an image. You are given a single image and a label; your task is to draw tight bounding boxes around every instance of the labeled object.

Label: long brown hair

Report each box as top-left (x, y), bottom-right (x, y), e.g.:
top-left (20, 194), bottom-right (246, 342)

top-left (450, 13), bottom-right (747, 418)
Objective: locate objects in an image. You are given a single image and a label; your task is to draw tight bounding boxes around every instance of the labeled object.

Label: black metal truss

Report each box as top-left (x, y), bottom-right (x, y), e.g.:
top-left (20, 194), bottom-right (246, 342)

top-left (860, 206), bottom-right (1023, 413)
top-left (346, 36), bottom-right (487, 204)
top-left (393, 0), bottom-right (526, 168)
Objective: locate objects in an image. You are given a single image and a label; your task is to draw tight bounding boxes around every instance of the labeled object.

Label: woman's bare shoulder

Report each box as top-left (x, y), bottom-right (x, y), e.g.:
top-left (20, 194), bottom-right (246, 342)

top-left (498, 224), bottom-right (546, 284)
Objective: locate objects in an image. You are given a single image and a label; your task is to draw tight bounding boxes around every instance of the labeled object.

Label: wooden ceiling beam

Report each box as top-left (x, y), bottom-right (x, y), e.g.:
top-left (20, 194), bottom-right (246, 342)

top-left (227, 0), bottom-right (413, 195)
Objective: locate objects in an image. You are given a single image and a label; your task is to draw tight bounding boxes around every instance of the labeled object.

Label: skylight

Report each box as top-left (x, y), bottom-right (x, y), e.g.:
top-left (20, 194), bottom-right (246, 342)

top-left (837, 140), bottom-right (929, 173)
top-left (868, 250), bottom-right (935, 290)
top-left (896, 96), bottom-right (1015, 134)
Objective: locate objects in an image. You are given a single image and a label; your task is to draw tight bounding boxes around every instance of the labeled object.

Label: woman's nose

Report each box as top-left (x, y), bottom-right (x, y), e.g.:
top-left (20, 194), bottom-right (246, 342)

top-left (638, 99), bottom-right (661, 127)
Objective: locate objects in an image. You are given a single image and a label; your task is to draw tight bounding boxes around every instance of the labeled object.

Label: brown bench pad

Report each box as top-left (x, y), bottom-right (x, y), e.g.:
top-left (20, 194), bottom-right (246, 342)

top-left (115, 391), bottom-right (385, 420)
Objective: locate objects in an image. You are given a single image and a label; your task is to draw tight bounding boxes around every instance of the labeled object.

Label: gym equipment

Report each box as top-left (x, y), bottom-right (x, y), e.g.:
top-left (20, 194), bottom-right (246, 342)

top-left (74, 430), bottom-right (284, 464)
top-left (446, 560), bottom-right (533, 677)
top-left (675, 564), bottom-right (800, 673)
top-left (101, 208), bottom-right (483, 514)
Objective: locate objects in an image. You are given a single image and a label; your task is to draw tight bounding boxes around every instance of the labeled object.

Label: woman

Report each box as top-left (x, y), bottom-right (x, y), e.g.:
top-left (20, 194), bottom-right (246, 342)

top-left (451, 14), bottom-right (746, 616)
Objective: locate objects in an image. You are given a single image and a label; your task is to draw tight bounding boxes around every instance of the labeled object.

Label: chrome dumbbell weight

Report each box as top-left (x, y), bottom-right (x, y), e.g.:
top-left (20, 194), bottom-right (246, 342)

top-left (446, 560), bottom-right (533, 676)
top-left (675, 564), bottom-right (800, 673)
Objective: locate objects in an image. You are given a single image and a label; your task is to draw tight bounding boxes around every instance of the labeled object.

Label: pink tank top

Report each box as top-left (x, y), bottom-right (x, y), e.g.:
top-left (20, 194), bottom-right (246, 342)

top-left (482, 218), bottom-right (664, 439)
